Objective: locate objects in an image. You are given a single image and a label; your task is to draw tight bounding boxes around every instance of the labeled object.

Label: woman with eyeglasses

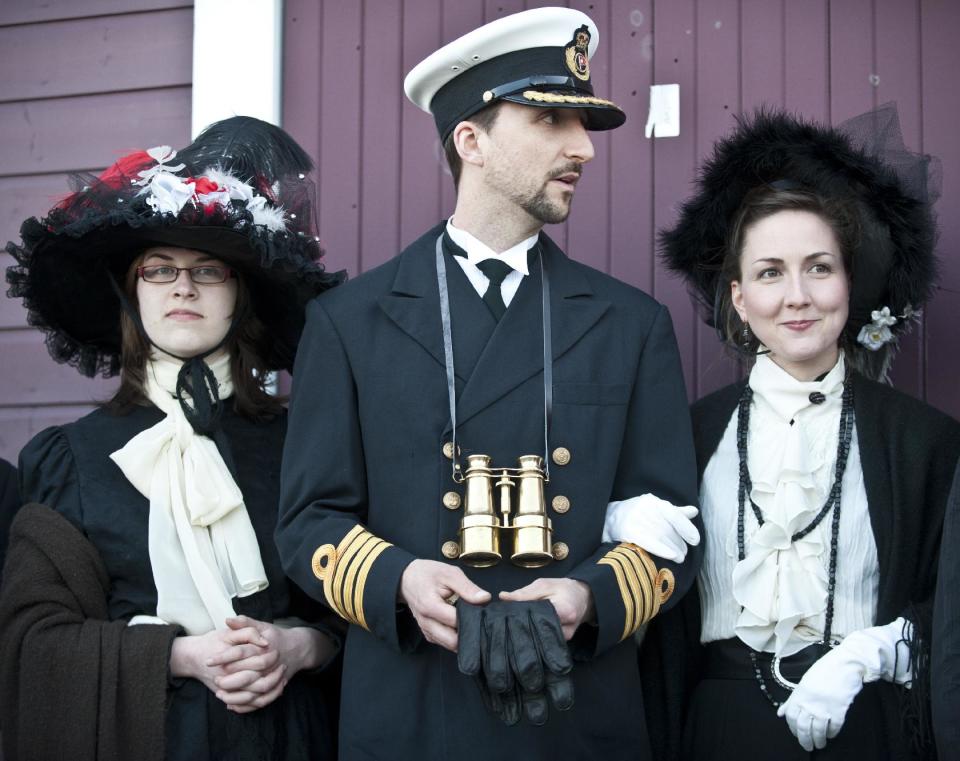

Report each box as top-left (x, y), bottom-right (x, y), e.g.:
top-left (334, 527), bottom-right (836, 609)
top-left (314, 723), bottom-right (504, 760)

top-left (0, 117), bottom-right (344, 761)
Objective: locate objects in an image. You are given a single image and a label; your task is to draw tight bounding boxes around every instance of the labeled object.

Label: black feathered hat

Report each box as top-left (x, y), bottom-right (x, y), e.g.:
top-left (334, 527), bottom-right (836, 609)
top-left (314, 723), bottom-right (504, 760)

top-left (5, 116), bottom-right (344, 378)
top-left (660, 104), bottom-right (939, 379)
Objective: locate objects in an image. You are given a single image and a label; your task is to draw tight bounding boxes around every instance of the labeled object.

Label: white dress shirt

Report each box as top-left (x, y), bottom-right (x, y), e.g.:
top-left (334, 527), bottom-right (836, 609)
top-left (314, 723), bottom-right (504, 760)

top-left (446, 218), bottom-right (538, 308)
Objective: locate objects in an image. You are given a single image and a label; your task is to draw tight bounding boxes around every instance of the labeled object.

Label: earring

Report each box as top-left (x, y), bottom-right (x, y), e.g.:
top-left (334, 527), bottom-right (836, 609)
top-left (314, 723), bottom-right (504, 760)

top-left (740, 322), bottom-right (753, 346)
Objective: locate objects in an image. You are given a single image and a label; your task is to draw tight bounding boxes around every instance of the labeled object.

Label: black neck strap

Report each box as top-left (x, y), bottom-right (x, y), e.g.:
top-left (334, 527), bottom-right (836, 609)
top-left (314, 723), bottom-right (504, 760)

top-left (435, 234), bottom-right (552, 482)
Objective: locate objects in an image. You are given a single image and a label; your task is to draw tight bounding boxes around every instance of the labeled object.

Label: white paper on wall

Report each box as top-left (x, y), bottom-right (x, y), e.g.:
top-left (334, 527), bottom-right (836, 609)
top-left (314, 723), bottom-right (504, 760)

top-left (644, 84), bottom-right (680, 138)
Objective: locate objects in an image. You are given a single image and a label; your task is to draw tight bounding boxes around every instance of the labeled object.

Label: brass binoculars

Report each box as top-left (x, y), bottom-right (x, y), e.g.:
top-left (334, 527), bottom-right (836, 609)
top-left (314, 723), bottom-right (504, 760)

top-left (457, 453), bottom-right (554, 568)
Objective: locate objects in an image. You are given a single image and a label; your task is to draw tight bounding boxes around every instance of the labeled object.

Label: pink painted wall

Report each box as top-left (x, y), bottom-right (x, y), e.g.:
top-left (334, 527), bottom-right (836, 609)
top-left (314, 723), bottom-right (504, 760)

top-left (0, 1), bottom-right (193, 462)
top-left (282, 0), bottom-right (959, 415)
top-left (1, 0), bottom-right (957, 463)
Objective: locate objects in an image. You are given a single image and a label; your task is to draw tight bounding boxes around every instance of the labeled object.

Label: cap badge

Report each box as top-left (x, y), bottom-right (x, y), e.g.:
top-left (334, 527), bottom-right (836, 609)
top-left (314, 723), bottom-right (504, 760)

top-left (564, 24), bottom-right (591, 82)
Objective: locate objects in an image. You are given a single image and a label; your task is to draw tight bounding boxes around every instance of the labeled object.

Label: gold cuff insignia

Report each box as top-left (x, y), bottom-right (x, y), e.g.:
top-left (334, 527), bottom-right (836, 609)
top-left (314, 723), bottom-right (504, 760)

top-left (310, 525), bottom-right (393, 631)
top-left (599, 543), bottom-right (675, 641)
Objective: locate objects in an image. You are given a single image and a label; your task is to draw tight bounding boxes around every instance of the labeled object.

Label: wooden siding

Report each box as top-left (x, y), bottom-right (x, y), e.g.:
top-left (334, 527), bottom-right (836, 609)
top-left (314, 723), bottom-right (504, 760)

top-left (282, 0), bottom-right (960, 419)
top-left (0, 1), bottom-right (193, 463)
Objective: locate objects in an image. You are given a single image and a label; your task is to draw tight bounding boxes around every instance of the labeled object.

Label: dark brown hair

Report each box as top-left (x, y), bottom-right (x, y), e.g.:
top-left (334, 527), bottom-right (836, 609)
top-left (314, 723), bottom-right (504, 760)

top-left (718, 185), bottom-right (858, 355)
top-left (106, 254), bottom-right (285, 420)
top-left (442, 103), bottom-right (502, 187)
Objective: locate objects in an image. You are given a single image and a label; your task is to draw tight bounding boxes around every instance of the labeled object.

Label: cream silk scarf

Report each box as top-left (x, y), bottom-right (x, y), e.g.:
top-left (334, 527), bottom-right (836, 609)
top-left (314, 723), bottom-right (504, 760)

top-left (732, 353), bottom-right (846, 656)
top-left (111, 354), bottom-right (268, 634)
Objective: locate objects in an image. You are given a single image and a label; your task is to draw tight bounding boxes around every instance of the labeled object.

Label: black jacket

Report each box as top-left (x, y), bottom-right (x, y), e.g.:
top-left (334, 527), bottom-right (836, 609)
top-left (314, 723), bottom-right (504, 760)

top-left (932, 460), bottom-right (960, 760)
top-left (277, 223), bottom-right (701, 761)
top-left (0, 457), bottom-right (17, 574)
top-left (9, 405), bottom-right (338, 761)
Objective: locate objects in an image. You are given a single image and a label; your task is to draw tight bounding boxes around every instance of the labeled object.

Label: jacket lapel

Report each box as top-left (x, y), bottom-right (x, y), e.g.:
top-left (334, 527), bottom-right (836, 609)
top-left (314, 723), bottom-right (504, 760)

top-left (454, 233), bottom-right (610, 428)
top-left (851, 374), bottom-right (894, 612)
top-left (376, 223), bottom-right (456, 377)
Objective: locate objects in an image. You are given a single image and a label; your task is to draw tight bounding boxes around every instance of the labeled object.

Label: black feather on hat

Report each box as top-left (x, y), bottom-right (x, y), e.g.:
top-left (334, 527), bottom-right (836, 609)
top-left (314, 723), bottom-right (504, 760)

top-left (5, 115), bottom-right (344, 378)
top-left (659, 103), bottom-right (939, 380)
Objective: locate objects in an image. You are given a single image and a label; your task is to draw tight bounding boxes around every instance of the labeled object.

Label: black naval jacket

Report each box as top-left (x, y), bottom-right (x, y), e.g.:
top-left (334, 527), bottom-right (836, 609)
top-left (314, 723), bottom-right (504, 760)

top-left (641, 373), bottom-right (960, 761)
top-left (277, 222), bottom-right (701, 760)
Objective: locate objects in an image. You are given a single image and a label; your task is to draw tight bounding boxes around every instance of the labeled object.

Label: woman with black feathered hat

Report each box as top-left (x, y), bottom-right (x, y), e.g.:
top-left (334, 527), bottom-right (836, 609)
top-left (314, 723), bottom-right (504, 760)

top-left (0, 116), bottom-right (345, 761)
top-left (627, 105), bottom-right (960, 761)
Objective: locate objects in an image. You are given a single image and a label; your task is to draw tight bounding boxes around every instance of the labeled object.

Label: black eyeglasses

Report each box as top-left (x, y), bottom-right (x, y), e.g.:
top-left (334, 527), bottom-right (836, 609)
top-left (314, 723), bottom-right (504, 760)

top-left (136, 264), bottom-right (234, 284)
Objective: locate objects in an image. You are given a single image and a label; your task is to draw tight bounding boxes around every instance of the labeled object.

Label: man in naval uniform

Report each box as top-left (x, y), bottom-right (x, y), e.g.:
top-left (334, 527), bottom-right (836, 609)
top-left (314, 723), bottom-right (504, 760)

top-left (277, 8), bottom-right (701, 760)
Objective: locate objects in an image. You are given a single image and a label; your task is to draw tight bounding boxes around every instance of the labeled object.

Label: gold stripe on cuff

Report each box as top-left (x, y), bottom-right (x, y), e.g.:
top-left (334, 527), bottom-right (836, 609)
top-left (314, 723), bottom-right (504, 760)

top-left (611, 547), bottom-right (651, 628)
top-left (331, 530), bottom-right (372, 623)
top-left (599, 543), bottom-right (676, 640)
top-left (613, 546), bottom-right (656, 625)
top-left (599, 553), bottom-right (636, 641)
top-left (310, 525), bottom-right (393, 630)
top-left (337, 534), bottom-right (380, 624)
top-left (352, 540), bottom-right (390, 631)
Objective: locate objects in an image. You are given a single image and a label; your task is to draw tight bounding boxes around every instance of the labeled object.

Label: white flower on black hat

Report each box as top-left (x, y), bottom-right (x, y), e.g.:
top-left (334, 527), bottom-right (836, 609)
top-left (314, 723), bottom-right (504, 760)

top-left (144, 172), bottom-right (196, 215)
top-left (857, 323), bottom-right (894, 351)
top-left (856, 304), bottom-right (918, 351)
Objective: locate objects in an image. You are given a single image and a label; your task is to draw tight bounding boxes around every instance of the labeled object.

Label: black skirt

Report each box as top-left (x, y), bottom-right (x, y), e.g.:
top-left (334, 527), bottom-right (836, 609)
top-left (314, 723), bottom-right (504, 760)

top-left (682, 640), bottom-right (900, 761)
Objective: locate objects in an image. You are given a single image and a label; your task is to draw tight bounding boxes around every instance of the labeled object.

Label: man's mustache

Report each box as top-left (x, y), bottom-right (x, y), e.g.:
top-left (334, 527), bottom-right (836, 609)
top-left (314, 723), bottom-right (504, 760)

top-left (546, 164), bottom-right (583, 181)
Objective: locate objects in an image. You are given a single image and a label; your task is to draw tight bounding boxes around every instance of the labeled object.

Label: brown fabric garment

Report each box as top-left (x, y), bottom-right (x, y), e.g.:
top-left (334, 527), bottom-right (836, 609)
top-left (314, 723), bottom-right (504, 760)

top-left (0, 503), bottom-right (178, 761)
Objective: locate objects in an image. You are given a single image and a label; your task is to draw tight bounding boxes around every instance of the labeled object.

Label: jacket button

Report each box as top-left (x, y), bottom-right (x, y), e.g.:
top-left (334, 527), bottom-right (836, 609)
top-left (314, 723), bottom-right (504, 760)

top-left (552, 447), bottom-right (571, 466)
top-left (441, 540), bottom-right (461, 559)
top-left (442, 491), bottom-right (461, 510)
top-left (551, 495), bottom-right (570, 514)
top-left (551, 542), bottom-right (569, 561)
top-left (443, 442), bottom-right (459, 459)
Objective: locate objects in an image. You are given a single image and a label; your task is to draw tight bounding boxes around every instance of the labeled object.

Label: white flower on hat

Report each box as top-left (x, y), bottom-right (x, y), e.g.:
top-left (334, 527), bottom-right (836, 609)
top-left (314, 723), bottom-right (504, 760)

top-left (869, 306), bottom-right (898, 327)
top-left (203, 168), bottom-right (285, 229)
top-left (135, 145), bottom-right (186, 185)
top-left (143, 172), bottom-right (196, 215)
top-left (857, 323), bottom-right (894, 351)
top-left (136, 157), bottom-right (288, 230)
top-left (856, 304), bottom-right (921, 351)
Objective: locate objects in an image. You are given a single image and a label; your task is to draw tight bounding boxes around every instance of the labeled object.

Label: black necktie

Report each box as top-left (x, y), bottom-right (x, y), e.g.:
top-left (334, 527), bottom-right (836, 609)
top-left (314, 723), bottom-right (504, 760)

top-left (476, 259), bottom-right (514, 320)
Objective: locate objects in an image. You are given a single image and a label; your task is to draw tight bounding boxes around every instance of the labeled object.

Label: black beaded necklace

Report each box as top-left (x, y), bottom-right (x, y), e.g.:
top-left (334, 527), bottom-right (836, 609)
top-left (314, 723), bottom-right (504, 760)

top-left (736, 376), bottom-right (855, 707)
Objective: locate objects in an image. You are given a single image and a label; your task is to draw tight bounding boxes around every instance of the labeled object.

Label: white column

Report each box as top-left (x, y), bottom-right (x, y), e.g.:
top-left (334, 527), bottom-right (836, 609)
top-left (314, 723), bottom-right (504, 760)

top-left (191, 0), bottom-right (284, 136)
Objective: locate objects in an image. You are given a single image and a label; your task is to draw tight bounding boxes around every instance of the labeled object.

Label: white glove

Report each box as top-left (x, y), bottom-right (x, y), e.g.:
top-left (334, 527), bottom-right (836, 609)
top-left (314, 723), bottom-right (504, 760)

top-left (777, 617), bottom-right (913, 751)
top-left (601, 494), bottom-right (700, 563)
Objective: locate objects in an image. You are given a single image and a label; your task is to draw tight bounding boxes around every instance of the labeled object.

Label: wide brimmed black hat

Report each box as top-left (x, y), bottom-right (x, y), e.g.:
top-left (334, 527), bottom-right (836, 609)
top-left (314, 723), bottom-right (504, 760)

top-left (6, 116), bottom-right (344, 377)
top-left (660, 104), bottom-right (939, 379)
top-left (404, 7), bottom-right (625, 143)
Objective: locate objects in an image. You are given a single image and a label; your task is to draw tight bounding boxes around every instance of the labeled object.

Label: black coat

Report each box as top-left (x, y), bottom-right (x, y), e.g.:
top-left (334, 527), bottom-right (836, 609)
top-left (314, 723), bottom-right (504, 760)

top-left (0, 457), bottom-right (17, 574)
top-left (932, 460), bottom-right (960, 760)
top-left (641, 372), bottom-right (960, 761)
top-left (277, 222), bottom-right (701, 761)
top-left (13, 405), bottom-right (338, 761)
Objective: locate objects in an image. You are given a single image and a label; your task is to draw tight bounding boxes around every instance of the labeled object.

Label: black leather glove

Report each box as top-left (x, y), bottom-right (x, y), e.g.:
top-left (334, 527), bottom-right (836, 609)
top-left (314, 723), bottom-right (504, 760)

top-left (457, 600), bottom-right (518, 724)
top-left (456, 599), bottom-right (574, 725)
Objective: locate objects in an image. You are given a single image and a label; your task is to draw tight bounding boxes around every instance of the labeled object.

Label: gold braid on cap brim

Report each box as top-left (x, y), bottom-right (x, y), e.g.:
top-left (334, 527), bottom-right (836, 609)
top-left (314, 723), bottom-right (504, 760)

top-left (311, 525), bottom-right (393, 631)
top-left (598, 543), bottom-right (675, 641)
top-left (521, 90), bottom-right (620, 108)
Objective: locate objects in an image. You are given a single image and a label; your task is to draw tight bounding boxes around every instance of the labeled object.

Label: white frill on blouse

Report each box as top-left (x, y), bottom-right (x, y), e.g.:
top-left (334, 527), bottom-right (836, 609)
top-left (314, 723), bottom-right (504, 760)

top-left (110, 354), bottom-right (268, 635)
top-left (731, 353), bottom-right (847, 657)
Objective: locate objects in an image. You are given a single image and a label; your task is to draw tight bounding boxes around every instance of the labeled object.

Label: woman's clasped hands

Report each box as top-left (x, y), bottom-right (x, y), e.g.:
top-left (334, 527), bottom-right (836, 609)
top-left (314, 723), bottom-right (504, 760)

top-left (171, 614), bottom-right (330, 713)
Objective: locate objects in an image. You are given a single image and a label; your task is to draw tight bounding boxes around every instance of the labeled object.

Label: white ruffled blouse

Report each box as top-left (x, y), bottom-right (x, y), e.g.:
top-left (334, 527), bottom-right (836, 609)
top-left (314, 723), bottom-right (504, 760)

top-left (698, 353), bottom-right (879, 656)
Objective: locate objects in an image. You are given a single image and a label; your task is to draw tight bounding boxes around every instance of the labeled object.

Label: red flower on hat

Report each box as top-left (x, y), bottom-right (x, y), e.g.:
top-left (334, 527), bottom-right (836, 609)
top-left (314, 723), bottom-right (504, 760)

top-left (98, 151), bottom-right (155, 188)
top-left (193, 177), bottom-right (223, 196)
